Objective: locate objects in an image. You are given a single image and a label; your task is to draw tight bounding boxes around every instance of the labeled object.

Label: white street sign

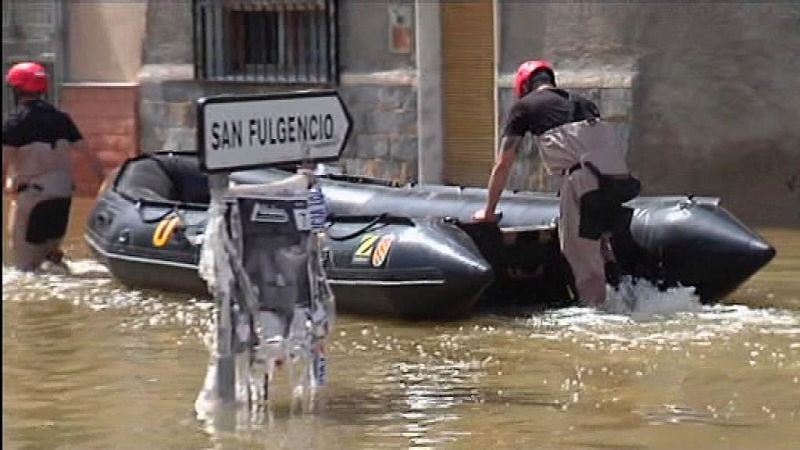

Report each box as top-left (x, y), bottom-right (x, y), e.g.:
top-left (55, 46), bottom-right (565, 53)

top-left (197, 90), bottom-right (352, 172)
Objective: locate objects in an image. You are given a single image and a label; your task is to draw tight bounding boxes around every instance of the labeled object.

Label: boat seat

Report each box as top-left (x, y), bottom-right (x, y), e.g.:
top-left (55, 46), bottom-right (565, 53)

top-left (115, 154), bottom-right (211, 205)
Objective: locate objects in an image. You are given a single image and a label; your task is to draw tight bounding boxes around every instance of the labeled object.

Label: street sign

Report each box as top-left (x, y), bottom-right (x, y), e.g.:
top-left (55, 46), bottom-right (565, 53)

top-left (196, 90), bottom-right (352, 173)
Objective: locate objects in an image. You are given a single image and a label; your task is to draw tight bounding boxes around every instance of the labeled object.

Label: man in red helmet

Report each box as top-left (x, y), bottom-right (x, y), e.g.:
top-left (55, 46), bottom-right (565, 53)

top-left (2, 62), bottom-right (105, 271)
top-left (473, 60), bottom-right (639, 307)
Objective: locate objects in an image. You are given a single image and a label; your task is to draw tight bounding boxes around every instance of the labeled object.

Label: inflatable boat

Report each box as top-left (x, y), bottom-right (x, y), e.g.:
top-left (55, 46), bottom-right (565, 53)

top-left (85, 152), bottom-right (776, 319)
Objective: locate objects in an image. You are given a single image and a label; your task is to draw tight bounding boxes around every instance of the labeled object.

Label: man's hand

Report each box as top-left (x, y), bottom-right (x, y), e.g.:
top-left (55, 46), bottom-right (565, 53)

top-left (472, 209), bottom-right (498, 223)
top-left (3, 181), bottom-right (18, 198)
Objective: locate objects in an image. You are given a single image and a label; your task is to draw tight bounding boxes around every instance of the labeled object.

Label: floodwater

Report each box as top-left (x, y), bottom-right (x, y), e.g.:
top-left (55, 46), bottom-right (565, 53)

top-left (3, 198), bottom-right (799, 450)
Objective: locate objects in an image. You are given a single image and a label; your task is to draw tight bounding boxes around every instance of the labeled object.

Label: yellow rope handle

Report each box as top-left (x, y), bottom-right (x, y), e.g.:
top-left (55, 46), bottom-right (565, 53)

top-left (152, 216), bottom-right (181, 247)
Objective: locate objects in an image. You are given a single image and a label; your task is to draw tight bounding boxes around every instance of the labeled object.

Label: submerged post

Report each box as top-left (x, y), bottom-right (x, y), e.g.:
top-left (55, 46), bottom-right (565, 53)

top-left (208, 172), bottom-right (235, 402)
top-left (194, 91), bottom-right (352, 411)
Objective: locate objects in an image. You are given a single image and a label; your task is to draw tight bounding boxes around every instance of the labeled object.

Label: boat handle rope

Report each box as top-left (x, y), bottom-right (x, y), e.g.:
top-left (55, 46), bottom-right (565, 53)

top-left (152, 215), bottom-right (182, 248)
top-left (326, 213), bottom-right (389, 241)
top-left (325, 213), bottom-right (417, 241)
top-left (137, 202), bottom-right (180, 224)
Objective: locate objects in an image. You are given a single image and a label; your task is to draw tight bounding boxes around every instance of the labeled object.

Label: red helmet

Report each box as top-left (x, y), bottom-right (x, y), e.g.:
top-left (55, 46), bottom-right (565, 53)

top-left (6, 62), bottom-right (48, 94)
top-left (513, 60), bottom-right (554, 98)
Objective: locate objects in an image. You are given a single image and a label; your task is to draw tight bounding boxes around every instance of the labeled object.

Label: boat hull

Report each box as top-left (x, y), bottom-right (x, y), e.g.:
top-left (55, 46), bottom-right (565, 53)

top-left (85, 153), bottom-right (776, 318)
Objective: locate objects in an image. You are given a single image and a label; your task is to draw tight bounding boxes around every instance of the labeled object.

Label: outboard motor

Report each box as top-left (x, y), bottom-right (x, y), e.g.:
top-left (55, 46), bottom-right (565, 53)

top-left (195, 178), bottom-right (334, 416)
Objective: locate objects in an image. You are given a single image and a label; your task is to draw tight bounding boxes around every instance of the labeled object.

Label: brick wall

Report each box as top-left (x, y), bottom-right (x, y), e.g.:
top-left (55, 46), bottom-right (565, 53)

top-left (61, 84), bottom-right (139, 196)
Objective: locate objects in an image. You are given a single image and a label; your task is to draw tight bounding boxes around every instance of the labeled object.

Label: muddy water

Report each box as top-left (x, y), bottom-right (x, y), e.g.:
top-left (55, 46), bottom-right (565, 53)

top-left (3, 198), bottom-right (799, 450)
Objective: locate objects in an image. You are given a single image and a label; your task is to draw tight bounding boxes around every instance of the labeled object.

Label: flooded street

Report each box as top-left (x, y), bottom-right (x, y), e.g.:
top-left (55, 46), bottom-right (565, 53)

top-left (3, 198), bottom-right (799, 449)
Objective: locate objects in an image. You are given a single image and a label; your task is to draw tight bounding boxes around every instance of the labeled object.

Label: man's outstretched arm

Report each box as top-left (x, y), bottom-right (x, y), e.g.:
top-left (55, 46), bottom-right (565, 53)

top-left (473, 135), bottom-right (522, 222)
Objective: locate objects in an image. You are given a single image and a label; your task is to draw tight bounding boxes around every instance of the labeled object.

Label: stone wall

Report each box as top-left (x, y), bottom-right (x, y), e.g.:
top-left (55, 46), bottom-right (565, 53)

top-left (138, 0), bottom-right (420, 184)
top-left (338, 81), bottom-right (418, 182)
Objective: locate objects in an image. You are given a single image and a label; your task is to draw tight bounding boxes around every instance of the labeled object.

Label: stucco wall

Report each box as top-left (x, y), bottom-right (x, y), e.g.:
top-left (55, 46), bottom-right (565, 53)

top-left (141, 0), bottom-right (194, 65)
top-left (339, 0), bottom-right (416, 72)
top-left (69, 2), bottom-right (146, 82)
top-left (498, 2), bottom-right (800, 225)
top-left (630, 3), bottom-right (800, 226)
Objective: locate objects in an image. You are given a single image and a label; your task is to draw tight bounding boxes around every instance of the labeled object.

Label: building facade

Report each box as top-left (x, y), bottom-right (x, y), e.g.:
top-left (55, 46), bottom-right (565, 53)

top-left (5, 1), bottom-right (799, 224)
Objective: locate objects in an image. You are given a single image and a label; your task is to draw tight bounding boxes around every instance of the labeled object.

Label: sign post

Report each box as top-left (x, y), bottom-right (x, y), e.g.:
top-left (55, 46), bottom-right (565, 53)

top-left (195, 91), bottom-right (351, 407)
top-left (197, 90), bottom-right (352, 173)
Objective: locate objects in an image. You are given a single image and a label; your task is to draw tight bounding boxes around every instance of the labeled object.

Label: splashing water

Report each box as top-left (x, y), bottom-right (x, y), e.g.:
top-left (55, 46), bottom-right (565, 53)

top-left (602, 276), bottom-right (703, 319)
top-left (521, 276), bottom-right (799, 347)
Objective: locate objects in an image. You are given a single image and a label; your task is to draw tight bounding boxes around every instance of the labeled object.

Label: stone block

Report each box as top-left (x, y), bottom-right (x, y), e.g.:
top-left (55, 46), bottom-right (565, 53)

top-left (377, 86), bottom-right (417, 111)
top-left (340, 139), bottom-right (360, 159)
top-left (347, 109), bottom-right (368, 135)
top-left (139, 130), bottom-right (164, 153)
top-left (378, 159), bottom-right (399, 181)
top-left (140, 100), bottom-right (170, 127)
top-left (599, 88), bottom-right (631, 120)
top-left (389, 135), bottom-right (418, 161)
top-left (404, 91), bottom-right (418, 113)
top-left (340, 158), bottom-right (361, 175)
top-left (162, 81), bottom-right (205, 103)
top-left (355, 134), bottom-right (390, 159)
top-left (366, 109), bottom-right (417, 134)
top-left (168, 101), bottom-right (195, 128)
top-left (362, 159), bottom-right (381, 178)
top-left (139, 101), bottom-right (170, 149)
top-left (339, 85), bottom-right (380, 111)
top-left (162, 127), bottom-right (197, 151)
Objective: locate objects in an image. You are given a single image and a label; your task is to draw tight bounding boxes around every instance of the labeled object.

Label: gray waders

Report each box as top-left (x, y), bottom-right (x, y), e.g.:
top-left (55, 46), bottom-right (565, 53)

top-left (535, 102), bottom-right (635, 307)
top-left (7, 141), bottom-right (74, 271)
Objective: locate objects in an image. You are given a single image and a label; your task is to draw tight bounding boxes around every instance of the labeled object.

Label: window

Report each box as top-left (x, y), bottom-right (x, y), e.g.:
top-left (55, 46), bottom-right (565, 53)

top-left (194, 0), bottom-right (338, 84)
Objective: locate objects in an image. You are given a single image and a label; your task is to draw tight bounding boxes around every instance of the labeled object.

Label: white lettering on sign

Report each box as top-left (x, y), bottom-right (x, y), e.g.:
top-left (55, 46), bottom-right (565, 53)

top-left (198, 92), bottom-right (352, 172)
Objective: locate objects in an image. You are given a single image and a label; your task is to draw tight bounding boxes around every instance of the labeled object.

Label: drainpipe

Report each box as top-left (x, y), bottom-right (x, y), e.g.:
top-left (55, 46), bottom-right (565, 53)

top-left (415, 0), bottom-right (443, 184)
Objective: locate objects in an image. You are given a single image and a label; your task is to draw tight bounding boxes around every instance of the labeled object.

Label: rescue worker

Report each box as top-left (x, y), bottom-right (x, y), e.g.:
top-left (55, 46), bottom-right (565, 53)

top-left (473, 60), bottom-right (639, 307)
top-left (2, 62), bottom-right (105, 271)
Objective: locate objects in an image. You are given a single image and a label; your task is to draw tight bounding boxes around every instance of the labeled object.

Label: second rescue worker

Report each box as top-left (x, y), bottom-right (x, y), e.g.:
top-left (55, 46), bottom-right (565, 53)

top-left (473, 60), bottom-right (641, 307)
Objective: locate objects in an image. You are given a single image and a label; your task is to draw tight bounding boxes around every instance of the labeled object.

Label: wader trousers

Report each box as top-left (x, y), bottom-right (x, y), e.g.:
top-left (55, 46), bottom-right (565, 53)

top-left (558, 168), bottom-right (612, 307)
top-left (8, 188), bottom-right (71, 271)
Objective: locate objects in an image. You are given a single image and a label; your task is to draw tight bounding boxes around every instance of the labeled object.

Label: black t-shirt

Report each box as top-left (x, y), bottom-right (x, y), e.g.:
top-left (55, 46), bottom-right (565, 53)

top-left (2, 100), bottom-right (83, 148)
top-left (503, 88), bottom-right (600, 138)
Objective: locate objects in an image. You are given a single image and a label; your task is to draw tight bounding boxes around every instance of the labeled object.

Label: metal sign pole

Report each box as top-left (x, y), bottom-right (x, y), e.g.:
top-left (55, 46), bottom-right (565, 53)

top-left (207, 172), bottom-right (236, 404)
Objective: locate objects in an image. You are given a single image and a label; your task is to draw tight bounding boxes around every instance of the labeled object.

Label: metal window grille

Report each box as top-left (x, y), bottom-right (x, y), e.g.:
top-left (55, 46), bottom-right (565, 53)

top-left (193, 0), bottom-right (338, 84)
top-left (2, 0), bottom-right (62, 122)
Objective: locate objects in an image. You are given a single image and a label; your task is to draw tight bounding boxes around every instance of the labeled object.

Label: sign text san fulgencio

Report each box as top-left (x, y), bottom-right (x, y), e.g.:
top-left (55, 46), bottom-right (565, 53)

top-left (197, 91), bottom-right (352, 173)
top-left (209, 113), bottom-right (336, 150)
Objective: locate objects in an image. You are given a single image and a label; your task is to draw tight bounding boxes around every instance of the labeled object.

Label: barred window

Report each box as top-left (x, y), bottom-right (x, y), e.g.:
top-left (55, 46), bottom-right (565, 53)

top-left (193, 0), bottom-right (338, 84)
